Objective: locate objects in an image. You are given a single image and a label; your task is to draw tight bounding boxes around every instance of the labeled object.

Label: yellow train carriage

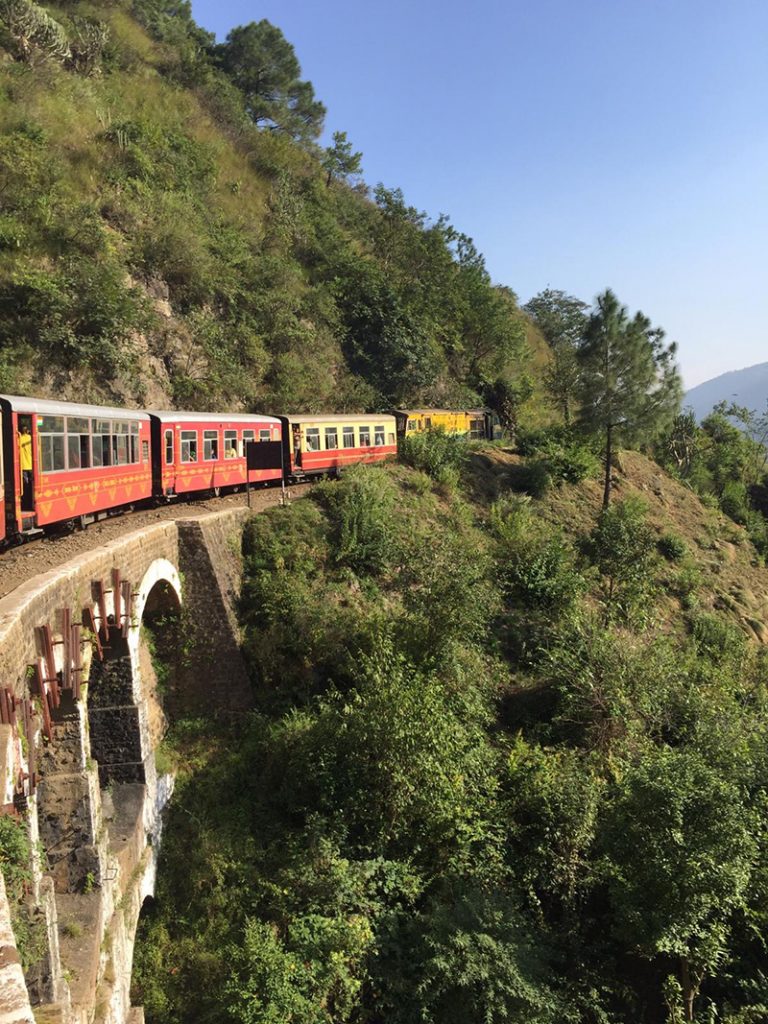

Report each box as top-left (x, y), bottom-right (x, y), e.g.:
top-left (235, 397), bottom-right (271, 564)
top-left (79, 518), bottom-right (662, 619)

top-left (393, 409), bottom-right (495, 440)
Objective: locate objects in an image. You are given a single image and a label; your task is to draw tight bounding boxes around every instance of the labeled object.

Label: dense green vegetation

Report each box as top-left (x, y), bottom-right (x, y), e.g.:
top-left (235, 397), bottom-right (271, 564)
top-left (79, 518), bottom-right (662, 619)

top-left (133, 459), bottom-right (768, 1024)
top-left (6, 2), bottom-right (768, 1021)
top-left (0, 0), bottom-right (535, 415)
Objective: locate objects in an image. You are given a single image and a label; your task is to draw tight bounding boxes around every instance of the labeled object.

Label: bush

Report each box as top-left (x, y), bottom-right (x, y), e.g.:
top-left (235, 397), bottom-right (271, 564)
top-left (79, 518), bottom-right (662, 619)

top-left (658, 532), bottom-right (687, 561)
top-left (588, 498), bottom-right (658, 622)
top-left (539, 439), bottom-right (600, 485)
top-left (507, 459), bottom-right (552, 499)
top-left (313, 466), bottom-right (396, 575)
top-left (400, 428), bottom-right (467, 480)
top-left (690, 612), bottom-right (746, 666)
top-left (720, 481), bottom-right (749, 524)
top-left (491, 497), bottom-right (585, 613)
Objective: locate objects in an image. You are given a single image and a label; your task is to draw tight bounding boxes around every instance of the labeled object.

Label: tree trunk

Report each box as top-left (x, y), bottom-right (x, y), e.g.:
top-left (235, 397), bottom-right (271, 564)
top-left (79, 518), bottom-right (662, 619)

top-left (602, 422), bottom-right (613, 509)
top-left (680, 957), bottom-right (696, 1022)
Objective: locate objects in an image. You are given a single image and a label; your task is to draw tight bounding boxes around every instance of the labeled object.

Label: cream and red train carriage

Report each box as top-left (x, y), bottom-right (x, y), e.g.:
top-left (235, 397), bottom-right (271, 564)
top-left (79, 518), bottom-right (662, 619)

top-left (279, 414), bottom-right (398, 478)
top-left (0, 395), bottom-right (152, 541)
top-left (149, 411), bottom-right (283, 497)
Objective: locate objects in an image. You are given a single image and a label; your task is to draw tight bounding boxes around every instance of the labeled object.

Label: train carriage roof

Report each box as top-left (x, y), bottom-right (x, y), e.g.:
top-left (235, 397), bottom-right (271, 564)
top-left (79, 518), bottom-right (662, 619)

top-left (281, 414), bottom-right (397, 426)
top-left (150, 411), bottom-right (281, 425)
top-left (393, 408), bottom-right (488, 416)
top-left (0, 395), bottom-right (149, 421)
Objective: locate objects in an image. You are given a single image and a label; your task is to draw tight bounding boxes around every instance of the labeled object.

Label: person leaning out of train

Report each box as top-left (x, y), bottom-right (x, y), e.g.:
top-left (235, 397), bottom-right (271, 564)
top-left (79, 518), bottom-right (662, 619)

top-left (18, 423), bottom-right (33, 505)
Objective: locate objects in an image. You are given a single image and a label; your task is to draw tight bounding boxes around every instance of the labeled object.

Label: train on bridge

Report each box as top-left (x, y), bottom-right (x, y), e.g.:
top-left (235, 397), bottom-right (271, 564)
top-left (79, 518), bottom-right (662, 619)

top-left (0, 396), bottom-right (497, 547)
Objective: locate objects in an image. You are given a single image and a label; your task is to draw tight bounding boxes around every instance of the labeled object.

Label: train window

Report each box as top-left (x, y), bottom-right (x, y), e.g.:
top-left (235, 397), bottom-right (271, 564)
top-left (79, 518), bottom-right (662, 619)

top-left (374, 425), bottom-right (386, 446)
top-left (469, 418), bottom-right (485, 440)
top-left (130, 422), bottom-right (140, 463)
top-left (92, 419), bottom-right (111, 467)
top-left (67, 434), bottom-right (81, 469)
top-left (342, 426), bottom-right (355, 448)
top-left (113, 433), bottom-right (129, 466)
top-left (305, 428), bottom-right (320, 451)
top-left (407, 419), bottom-right (418, 431)
top-left (39, 416), bottom-right (64, 433)
top-left (181, 430), bottom-right (198, 463)
top-left (224, 430), bottom-right (238, 458)
top-left (65, 417), bottom-right (91, 470)
top-left (424, 417), bottom-right (432, 429)
top-left (40, 432), bottom-right (65, 473)
top-left (388, 432), bottom-right (396, 445)
top-left (259, 429), bottom-right (271, 442)
top-left (142, 440), bottom-right (149, 462)
top-left (359, 425), bottom-right (371, 447)
top-left (165, 430), bottom-right (174, 464)
top-left (324, 427), bottom-right (338, 450)
top-left (241, 430), bottom-right (255, 456)
top-left (203, 430), bottom-right (219, 460)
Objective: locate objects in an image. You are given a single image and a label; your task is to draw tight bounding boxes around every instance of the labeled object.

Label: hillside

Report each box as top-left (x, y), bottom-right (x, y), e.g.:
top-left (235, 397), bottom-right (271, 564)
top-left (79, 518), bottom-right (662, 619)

top-left (130, 444), bottom-right (768, 1024)
top-left (0, 0), bottom-right (548, 418)
top-left (685, 361), bottom-right (768, 419)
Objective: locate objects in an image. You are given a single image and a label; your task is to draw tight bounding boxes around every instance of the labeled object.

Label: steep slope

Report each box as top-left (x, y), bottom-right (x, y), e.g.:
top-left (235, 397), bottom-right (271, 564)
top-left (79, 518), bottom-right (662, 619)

top-left (0, 0), bottom-right (537, 415)
top-left (684, 361), bottom-right (768, 419)
top-left (469, 444), bottom-right (768, 642)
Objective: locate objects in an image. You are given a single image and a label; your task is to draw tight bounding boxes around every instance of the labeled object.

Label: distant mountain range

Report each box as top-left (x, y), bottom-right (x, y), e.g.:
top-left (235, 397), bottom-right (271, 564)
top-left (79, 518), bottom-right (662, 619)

top-left (684, 362), bottom-right (768, 420)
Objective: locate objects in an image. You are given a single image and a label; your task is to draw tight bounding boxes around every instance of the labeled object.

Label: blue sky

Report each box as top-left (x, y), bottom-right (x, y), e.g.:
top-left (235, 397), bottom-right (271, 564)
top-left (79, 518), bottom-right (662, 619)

top-left (190, 0), bottom-right (768, 389)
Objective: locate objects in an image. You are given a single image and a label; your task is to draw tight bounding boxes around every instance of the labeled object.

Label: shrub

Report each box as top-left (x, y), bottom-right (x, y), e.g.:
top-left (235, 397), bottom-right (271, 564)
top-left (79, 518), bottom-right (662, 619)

top-left (539, 439), bottom-right (600, 485)
top-left (400, 428), bottom-right (467, 480)
top-left (658, 532), bottom-right (687, 561)
top-left (690, 612), bottom-right (746, 666)
top-left (720, 481), bottom-right (749, 524)
top-left (491, 497), bottom-right (585, 613)
top-left (313, 466), bottom-right (396, 575)
top-left (588, 498), bottom-right (658, 622)
top-left (507, 459), bottom-right (552, 499)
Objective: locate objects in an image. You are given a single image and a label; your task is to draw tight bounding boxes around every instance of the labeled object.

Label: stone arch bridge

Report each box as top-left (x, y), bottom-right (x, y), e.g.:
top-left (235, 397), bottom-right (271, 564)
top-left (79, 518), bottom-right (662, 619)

top-left (0, 507), bottom-right (256, 1024)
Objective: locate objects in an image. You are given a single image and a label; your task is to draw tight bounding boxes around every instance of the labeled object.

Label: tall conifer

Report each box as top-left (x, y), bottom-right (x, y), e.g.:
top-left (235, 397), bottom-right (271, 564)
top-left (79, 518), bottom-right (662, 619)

top-left (577, 289), bottom-right (681, 507)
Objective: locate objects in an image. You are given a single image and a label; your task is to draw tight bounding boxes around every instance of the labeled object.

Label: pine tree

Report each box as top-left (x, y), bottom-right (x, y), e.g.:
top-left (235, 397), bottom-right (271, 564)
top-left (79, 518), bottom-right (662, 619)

top-left (322, 131), bottom-right (363, 187)
top-left (215, 20), bottom-right (325, 142)
top-left (577, 289), bottom-right (681, 507)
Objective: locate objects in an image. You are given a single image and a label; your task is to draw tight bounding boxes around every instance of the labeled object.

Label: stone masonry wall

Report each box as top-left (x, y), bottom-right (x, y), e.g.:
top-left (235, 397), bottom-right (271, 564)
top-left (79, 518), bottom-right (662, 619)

top-left (0, 506), bottom-right (256, 1024)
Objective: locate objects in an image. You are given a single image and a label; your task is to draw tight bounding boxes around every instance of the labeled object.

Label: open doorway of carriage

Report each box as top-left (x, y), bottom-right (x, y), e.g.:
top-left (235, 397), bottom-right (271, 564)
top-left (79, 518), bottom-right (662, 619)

top-left (18, 413), bottom-right (33, 512)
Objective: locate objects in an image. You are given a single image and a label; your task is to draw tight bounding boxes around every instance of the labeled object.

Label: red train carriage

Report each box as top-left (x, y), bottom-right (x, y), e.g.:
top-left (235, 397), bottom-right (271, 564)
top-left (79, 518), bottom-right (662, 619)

top-left (0, 395), bottom-right (152, 540)
top-left (150, 411), bottom-right (283, 497)
top-left (279, 414), bottom-right (398, 478)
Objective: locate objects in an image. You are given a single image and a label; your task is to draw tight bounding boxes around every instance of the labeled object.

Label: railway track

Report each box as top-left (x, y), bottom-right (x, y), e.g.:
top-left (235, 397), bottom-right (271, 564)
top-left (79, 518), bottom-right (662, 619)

top-left (0, 483), bottom-right (311, 601)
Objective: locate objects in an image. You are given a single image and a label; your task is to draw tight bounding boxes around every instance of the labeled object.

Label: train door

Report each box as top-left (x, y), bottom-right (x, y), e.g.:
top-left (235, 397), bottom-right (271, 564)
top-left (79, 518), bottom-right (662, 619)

top-left (163, 428), bottom-right (175, 494)
top-left (292, 424), bottom-right (302, 468)
top-left (17, 414), bottom-right (34, 513)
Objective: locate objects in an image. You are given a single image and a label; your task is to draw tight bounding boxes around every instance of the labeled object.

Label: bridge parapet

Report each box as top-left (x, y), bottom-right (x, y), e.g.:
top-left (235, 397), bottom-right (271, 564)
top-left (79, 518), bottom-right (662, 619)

top-left (0, 506), bottom-right (254, 1023)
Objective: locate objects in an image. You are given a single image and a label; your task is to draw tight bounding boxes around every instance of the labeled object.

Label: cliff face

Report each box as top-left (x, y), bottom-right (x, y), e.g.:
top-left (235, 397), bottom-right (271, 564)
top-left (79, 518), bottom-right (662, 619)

top-left (0, 1), bottom-right (547, 418)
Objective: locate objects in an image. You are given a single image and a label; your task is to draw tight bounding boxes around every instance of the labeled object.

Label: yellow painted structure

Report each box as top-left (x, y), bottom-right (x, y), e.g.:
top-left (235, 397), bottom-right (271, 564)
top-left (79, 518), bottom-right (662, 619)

top-left (395, 409), bottom-right (491, 439)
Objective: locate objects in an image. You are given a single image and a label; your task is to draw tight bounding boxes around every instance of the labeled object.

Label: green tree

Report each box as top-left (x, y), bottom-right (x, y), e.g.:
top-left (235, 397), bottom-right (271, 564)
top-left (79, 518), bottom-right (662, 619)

top-left (483, 374), bottom-right (533, 437)
top-left (524, 288), bottom-right (588, 426)
top-left (215, 20), bottom-right (325, 141)
top-left (602, 747), bottom-right (756, 1022)
top-left (589, 497), bottom-right (657, 622)
top-left (322, 130), bottom-right (362, 187)
top-left (576, 289), bottom-right (681, 507)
